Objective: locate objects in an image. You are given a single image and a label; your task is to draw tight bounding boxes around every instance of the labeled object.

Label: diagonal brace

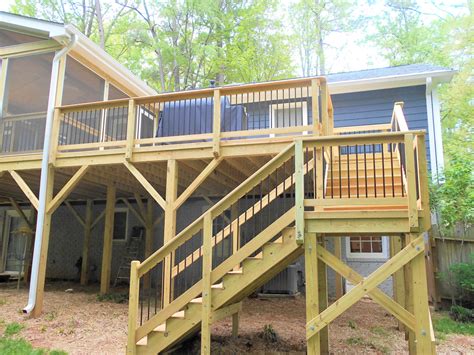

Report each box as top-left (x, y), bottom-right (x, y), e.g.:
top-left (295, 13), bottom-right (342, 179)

top-left (317, 245), bottom-right (416, 331)
top-left (47, 165), bottom-right (90, 214)
top-left (307, 235), bottom-right (424, 340)
top-left (123, 161), bottom-right (166, 210)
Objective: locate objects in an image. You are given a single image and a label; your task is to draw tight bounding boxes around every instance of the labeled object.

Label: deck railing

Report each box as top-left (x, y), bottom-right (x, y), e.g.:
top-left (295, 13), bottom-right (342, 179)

top-left (48, 77), bottom-right (331, 158)
top-left (126, 129), bottom-right (429, 351)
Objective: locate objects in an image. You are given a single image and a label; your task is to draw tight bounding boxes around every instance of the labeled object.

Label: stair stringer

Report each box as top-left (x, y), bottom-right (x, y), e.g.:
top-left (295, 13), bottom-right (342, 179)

top-left (139, 227), bottom-right (302, 354)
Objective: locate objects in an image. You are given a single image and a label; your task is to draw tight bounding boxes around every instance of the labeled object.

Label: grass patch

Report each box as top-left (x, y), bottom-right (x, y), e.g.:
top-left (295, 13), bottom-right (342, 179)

top-left (348, 320), bottom-right (357, 329)
top-left (0, 298), bottom-right (6, 306)
top-left (96, 293), bottom-right (128, 304)
top-left (45, 311), bottom-right (58, 322)
top-left (433, 314), bottom-right (474, 336)
top-left (370, 326), bottom-right (389, 336)
top-left (4, 322), bottom-right (24, 337)
top-left (0, 337), bottom-right (67, 354)
top-left (346, 336), bottom-right (389, 354)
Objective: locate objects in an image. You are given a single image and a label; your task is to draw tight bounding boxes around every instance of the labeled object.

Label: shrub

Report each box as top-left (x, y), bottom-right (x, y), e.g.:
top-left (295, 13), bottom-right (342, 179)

top-left (438, 254), bottom-right (474, 306)
top-left (450, 305), bottom-right (474, 323)
top-left (260, 324), bottom-right (278, 343)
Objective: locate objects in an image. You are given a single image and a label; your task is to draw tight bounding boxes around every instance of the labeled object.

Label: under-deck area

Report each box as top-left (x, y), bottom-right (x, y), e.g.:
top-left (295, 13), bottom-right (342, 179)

top-left (0, 77), bottom-right (434, 354)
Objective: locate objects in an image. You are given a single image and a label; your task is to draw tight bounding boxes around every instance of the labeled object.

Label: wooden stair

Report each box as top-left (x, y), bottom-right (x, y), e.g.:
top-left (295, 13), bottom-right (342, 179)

top-left (325, 152), bottom-right (405, 199)
top-left (136, 227), bottom-right (301, 354)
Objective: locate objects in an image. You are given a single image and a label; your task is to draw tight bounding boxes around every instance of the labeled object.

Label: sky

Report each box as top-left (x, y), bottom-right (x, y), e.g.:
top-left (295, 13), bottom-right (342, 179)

top-left (0, 0), bottom-right (468, 75)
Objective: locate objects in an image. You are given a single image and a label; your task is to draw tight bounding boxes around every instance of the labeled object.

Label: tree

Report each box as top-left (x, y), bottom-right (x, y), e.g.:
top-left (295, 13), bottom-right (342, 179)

top-left (289, 0), bottom-right (359, 75)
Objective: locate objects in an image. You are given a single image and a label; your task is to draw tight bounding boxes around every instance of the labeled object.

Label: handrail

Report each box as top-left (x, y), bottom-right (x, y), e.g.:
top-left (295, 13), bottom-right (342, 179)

top-left (137, 141), bottom-right (296, 276)
top-left (391, 102), bottom-right (409, 132)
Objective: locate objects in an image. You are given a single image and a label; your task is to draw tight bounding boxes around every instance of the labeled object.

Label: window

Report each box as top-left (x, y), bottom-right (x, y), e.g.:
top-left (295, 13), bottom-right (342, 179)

top-left (269, 101), bottom-right (308, 136)
top-left (113, 208), bottom-right (128, 242)
top-left (345, 236), bottom-right (388, 259)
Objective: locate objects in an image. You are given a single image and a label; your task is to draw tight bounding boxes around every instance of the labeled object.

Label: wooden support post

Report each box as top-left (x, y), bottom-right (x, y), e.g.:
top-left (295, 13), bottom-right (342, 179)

top-left (163, 159), bottom-right (178, 306)
top-left (144, 199), bottom-right (153, 289)
top-left (305, 232), bottom-right (320, 355)
top-left (100, 184), bottom-right (116, 295)
top-left (125, 99), bottom-right (136, 161)
top-left (231, 203), bottom-right (240, 271)
top-left (212, 89), bottom-right (221, 157)
top-left (31, 166), bottom-right (55, 317)
top-left (201, 212), bottom-right (213, 355)
top-left (408, 233), bottom-right (435, 354)
top-left (232, 311), bottom-right (240, 338)
top-left (320, 81), bottom-right (329, 136)
top-left (404, 134), bottom-right (418, 229)
top-left (311, 79), bottom-right (320, 135)
top-left (80, 199), bottom-right (93, 285)
top-left (294, 140), bottom-right (304, 244)
top-left (334, 237), bottom-right (343, 299)
top-left (317, 235), bottom-right (329, 354)
top-left (391, 235), bottom-right (406, 331)
top-left (127, 260), bottom-right (140, 355)
top-left (403, 234), bottom-right (416, 353)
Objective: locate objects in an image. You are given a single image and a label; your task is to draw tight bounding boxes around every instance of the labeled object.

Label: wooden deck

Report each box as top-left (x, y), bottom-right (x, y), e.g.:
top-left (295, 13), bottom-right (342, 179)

top-left (0, 77), bottom-right (434, 354)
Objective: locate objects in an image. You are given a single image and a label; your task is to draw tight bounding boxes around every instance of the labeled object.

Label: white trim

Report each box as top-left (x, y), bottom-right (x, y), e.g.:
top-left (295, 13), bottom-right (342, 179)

top-left (269, 101), bottom-right (308, 137)
top-left (329, 70), bottom-right (455, 95)
top-left (425, 77), bottom-right (445, 179)
top-left (345, 236), bottom-right (389, 260)
top-left (113, 207), bottom-right (129, 243)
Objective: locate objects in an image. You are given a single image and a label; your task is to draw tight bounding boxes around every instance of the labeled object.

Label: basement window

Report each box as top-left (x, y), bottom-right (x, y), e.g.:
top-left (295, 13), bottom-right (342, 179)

top-left (113, 208), bottom-right (128, 242)
top-left (345, 236), bottom-right (388, 260)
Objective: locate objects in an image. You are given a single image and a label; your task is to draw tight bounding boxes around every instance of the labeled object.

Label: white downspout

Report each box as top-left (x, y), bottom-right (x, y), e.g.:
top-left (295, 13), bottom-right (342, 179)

top-left (23, 33), bottom-right (77, 314)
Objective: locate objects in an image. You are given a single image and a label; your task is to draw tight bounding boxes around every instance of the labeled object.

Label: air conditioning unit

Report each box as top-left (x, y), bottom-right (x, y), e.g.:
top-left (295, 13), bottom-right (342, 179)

top-left (260, 264), bottom-right (299, 295)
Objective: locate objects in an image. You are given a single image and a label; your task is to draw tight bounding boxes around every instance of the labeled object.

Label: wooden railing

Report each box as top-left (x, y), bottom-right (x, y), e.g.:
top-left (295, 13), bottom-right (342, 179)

top-left (126, 129), bottom-right (429, 352)
top-left (49, 77), bottom-right (331, 159)
top-left (0, 112), bottom-right (47, 154)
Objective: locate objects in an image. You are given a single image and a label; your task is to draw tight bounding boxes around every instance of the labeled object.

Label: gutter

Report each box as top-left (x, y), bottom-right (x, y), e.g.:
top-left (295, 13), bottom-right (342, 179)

top-left (23, 32), bottom-right (77, 314)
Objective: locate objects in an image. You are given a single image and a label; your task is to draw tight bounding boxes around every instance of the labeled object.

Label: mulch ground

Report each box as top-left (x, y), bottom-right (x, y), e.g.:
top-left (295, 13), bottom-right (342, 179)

top-left (0, 281), bottom-right (472, 354)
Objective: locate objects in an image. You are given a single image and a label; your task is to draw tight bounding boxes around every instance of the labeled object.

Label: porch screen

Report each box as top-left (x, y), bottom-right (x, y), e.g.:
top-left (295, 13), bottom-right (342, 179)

top-left (1, 52), bottom-right (54, 153)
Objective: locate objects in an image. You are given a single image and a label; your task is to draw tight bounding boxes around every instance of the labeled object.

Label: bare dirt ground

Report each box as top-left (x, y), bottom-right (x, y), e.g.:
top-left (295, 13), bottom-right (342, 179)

top-left (0, 281), bottom-right (472, 354)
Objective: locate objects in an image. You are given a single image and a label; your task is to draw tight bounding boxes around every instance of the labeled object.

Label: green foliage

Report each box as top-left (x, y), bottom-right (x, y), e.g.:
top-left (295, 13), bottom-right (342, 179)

top-left (96, 292), bottom-right (128, 304)
top-left (0, 337), bottom-right (66, 355)
top-left (348, 319), bottom-right (357, 329)
top-left (4, 322), bottom-right (24, 337)
top-left (430, 153), bottom-right (473, 233)
top-left (433, 314), bottom-right (474, 336)
top-left (260, 324), bottom-right (278, 343)
top-left (438, 254), bottom-right (474, 305)
top-left (450, 305), bottom-right (474, 323)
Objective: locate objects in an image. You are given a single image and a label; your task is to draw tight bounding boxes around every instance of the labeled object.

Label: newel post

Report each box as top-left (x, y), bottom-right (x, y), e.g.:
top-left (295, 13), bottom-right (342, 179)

top-left (125, 98), bottom-right (136, 161)
top-left (212, 89), bottom-right (221, 157)
top-left (201, 212), bottom-right (213, 354)
top-left (127, 260), bottom-right (140, 355)
top-left (404, 133), bottom-right (418, 230)
top-left (295, 140), bottom-right (305, 244)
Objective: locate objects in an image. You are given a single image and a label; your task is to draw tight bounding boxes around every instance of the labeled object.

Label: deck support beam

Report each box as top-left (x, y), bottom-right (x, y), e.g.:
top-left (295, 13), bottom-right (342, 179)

top-left (80, 199), bottom-right (93, 286)
top-left (201, 212), bottom-right (213, 355)
top-left (9, 170), bottom-right (39, 210)
top-left (163, 159), bottom-right (178, 306)
top-left (305, 232), bottom-right (320, 355)
top-left (100, 184), bottom-right (116, 295)
top-left (317, 236), bottom-right (329, 353)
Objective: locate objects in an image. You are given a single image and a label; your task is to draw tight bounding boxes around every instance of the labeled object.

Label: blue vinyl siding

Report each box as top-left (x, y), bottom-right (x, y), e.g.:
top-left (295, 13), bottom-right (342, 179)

top-left (332, 85), bottom-right (430, 168)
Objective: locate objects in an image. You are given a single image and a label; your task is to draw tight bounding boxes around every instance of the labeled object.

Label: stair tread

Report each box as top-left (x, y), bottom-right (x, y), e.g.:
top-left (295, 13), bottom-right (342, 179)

top-left (154, 323), bottom-right (166, 332)
top-left (212, 283), bottom-right (224, 289)
top-left (190, 297), bottom-right (202, 304)
top-left (136, 337), bottom-right (147, 346)
top-left (227, 268), bottom-right (243, 275)
top-left (172, 311), bottom-right (185, 318)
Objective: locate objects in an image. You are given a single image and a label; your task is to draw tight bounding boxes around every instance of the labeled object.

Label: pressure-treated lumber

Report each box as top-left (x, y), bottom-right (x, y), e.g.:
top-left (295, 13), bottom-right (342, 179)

top-left (404, 134), bottom-right (418, 229)
top-left (306, 235), bottom-right (424, 339)
top-left (317, 236), bottom-right (329, 353)
top-left (212, 89), bottom-right (221, 157)
top-left (47, 165), bottom-right (90, 214)
top-left (127, 260), bottom-right (140, 355)
top-left (294, 140), bottom-right (305, 244)
top-left (8, 170), bottom-right (39, 210)
top-left (163, 159), bottom-right (178, 307)
top-left (317, 244), bottom-right (415, 331)
top-left (201, 213), bottom-right (213, 355)
top-left (100, 184), bottom-right (116, 295)
top-left (80, 199), bottom-right (93, 285)
top-left (123, 161), bottom-right (166, 210)
top-left (305, 233), bottom-right (320, 355)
